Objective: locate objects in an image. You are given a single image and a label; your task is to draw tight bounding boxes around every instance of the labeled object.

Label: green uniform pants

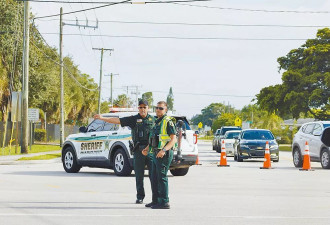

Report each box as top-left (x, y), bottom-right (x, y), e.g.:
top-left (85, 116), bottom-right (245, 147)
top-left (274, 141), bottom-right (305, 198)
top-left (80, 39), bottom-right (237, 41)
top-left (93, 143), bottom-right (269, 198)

top-left (133, 149), bottom-right (157, 202)
top-left (152, 150), bottom-right (174, 205)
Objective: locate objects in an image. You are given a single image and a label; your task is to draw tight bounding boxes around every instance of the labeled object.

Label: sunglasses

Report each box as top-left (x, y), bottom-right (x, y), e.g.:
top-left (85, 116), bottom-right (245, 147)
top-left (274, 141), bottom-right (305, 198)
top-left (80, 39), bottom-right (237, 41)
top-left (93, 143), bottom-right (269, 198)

top-left (138, 106), bottom-right (147, 109)
top-left (155, 107), bottom-right (165, 110)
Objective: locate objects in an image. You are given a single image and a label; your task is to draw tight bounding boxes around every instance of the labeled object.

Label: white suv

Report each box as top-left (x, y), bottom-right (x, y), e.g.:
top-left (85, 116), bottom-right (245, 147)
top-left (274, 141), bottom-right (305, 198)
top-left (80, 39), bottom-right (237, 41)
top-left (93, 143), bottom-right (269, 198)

top-left (292, 121), bottom-right (330, 169)
top-left (61, 112), bottom-right (198, 176)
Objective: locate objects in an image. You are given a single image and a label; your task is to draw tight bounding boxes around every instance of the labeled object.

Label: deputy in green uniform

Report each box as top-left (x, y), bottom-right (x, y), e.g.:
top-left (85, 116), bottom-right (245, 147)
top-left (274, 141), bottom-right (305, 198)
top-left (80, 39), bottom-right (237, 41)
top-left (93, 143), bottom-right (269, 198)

top-left (147, 101), bottom-right (177, 209)
top-left (93, 100), bottom-right (156, 204)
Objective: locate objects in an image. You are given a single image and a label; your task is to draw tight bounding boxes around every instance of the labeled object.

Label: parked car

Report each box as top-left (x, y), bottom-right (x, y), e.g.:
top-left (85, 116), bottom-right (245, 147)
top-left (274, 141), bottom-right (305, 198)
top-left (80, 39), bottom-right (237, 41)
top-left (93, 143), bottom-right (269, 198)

top-left (292, 121), bottom-right (330, 169)
top-left (214, 126), bottom-right (242, 152)
top-left (212, 129), bottom-right (221, 150)
top-left (223, 130), bottom-right (241, 157)
top-left (234, 129), bottom-right (279, 162)
top-left (61, 112), bottom-right (198, 176)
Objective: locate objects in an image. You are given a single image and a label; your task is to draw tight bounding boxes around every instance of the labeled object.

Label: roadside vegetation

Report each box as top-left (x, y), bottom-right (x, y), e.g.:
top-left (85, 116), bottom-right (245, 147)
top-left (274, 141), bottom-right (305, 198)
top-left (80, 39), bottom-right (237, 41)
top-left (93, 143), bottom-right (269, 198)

top-left (191, 29), bottom-right (329, 144)
top-left (1, 144), bottom-right (60, 156)
top-left (17, 153), bottom-right (61, 161)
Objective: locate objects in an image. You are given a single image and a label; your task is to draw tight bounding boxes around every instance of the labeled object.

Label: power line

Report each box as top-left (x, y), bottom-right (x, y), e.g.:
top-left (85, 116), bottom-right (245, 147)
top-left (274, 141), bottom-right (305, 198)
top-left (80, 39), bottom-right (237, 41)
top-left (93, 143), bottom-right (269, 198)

top-left (41, 33), bottom-right (330, 41)
top-left (33, 0), bottom-right (131, 20)
top-left (148, 90), bottom-right (254, 98)
top-left (36, 19), bottom-right (330, 28)
top-left (172, 2), bottom-right (330, 14)
top-left (17, 0), bottom-right (208, 3)
top-left (30, 40), bottom-right (99, 91)
top-left (103, 87), bottom-right (255, 98)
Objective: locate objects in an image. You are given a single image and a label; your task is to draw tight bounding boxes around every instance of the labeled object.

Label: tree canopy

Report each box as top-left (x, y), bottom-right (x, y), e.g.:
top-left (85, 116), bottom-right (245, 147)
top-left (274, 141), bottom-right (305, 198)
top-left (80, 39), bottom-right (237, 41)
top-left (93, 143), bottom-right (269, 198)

top-left (166, 87), bottom-right (174, 111)
top-left (0, 0), bottom-right (99, 125)
top-left (113, 94), bottom-right (133, 108)
top-left (257, 28), bottom-right (330, 120)
top-left (141, 92), bottom-right (153, 108)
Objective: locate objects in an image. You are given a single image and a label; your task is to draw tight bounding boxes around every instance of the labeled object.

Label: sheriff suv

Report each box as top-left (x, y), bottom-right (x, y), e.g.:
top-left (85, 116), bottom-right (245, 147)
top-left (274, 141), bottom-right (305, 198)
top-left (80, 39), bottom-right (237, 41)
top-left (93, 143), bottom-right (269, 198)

top-left (292, 121), bottom-right (330, 169)
top-left (61, 112), bottom-right (198, 176)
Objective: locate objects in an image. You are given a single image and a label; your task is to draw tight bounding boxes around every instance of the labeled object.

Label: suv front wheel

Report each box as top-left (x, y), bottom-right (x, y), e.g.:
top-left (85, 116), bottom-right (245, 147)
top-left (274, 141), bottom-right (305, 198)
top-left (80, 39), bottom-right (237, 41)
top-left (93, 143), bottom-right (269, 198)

top-left (320, 149), bottom-right (330, 169)
top-left (113, 148), bottom-right (132, 176)
top-left (293, 147), bottom-right (303, 168)
top-left (62, 146), bottom-right (81, 173)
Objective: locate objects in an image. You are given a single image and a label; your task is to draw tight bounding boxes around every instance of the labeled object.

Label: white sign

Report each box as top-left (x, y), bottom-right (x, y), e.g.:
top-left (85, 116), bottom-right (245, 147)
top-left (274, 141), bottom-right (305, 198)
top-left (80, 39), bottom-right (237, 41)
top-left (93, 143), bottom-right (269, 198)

top-left (204, 125), bottom-right (211, 132)
top-left (242, 121), bottom-right (250, 130)
top-left (28, 108), bottom-right (39, 121)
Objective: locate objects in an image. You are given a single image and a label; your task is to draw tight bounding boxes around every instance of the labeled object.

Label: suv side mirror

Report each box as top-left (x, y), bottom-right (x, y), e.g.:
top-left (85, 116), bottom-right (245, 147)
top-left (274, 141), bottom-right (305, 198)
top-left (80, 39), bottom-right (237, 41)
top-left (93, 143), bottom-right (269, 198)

top-left (79, 126), bottom-right (87, 133)
top-left (313, 131), bottom-right (322, 136)
top-left (195, 130), bottom-right (199, 135)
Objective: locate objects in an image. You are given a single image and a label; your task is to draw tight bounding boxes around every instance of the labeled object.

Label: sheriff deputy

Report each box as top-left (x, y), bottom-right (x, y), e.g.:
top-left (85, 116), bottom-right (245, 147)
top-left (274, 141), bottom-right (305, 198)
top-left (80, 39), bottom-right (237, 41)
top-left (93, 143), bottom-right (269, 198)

top-left (93, 99), bottom-right (156, 204)
top-left (148, 101), bottom-right (177, 209)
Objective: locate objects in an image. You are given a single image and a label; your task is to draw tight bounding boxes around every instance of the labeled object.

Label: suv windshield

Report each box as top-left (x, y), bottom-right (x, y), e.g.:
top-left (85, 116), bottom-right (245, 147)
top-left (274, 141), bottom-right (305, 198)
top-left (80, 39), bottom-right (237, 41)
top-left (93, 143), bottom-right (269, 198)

top-left (221, 127), bottom-right (241, 135)
top-left (242, 130), bottom-right (274, 140)
top-left (225, 132), bottom-right (240, 139)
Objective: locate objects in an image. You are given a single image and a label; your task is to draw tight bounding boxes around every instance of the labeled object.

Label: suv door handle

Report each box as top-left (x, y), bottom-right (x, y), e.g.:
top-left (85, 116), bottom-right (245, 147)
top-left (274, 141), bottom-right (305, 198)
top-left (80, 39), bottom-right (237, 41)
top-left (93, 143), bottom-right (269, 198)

top-left (91, 134), bottom-right (96, 137)
top-left (112, 133), bottom-right (118, 135)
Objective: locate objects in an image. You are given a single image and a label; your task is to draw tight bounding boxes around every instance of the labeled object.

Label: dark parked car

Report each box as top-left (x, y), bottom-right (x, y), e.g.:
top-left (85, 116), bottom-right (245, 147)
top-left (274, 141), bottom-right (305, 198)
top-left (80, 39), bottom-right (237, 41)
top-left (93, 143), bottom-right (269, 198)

top-left (213, 126), bottom-right (242, 152)
top-left (234, 129), bottom-right (279, 162)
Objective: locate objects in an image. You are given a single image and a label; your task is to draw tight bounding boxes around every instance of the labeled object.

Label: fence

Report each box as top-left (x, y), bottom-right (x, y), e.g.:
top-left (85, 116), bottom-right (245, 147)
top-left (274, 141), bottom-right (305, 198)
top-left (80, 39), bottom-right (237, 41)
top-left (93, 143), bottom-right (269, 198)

top-left (0, 122), bottom-right (79, 147)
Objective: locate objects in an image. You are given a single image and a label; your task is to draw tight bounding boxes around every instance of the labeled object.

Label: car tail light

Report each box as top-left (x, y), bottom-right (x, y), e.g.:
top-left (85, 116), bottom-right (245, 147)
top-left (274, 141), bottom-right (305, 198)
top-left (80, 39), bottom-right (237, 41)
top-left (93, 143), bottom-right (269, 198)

top-left (193, 134), bottom-right (198, 144)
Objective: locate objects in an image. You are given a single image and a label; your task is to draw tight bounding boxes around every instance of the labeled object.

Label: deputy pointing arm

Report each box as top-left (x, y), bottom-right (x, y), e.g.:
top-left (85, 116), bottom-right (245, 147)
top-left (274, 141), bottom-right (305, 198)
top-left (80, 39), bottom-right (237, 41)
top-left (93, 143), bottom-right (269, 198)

top-left (93, 114), bottom-right (121, 124)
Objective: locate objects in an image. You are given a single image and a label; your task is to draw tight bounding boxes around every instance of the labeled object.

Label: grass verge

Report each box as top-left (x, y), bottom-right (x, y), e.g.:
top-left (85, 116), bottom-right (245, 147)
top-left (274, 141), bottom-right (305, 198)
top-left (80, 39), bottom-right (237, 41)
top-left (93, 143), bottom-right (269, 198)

top-left (1, 144), bottom-right (60, 156)
top-left (279, 145), bottom-right (291, 151)
top-left (18, 153), bottom-right (61, 161)
top-left (198, 136), bottom-right (214, 140)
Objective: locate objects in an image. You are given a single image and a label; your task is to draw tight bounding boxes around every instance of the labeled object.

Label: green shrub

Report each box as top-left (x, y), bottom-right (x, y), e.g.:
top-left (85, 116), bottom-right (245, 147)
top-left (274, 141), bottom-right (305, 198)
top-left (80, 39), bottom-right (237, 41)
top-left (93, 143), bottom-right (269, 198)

top-left (277, 136), bottom-right (291, 144)
top-left (34, 129), bottom-right (46, 142)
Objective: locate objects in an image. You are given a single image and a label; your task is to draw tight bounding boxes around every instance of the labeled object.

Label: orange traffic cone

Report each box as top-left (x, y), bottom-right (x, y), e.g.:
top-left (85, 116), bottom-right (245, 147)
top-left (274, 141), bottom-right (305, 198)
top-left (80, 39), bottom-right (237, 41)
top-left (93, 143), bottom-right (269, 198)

top-left (195, 155), bottom-right (202, 165)
top-left (218, 140), bottom-right (230, 167)
top-left (260, 141), bottom-right (273, 169)
top-left (300, 141), bottom-right (313, 171)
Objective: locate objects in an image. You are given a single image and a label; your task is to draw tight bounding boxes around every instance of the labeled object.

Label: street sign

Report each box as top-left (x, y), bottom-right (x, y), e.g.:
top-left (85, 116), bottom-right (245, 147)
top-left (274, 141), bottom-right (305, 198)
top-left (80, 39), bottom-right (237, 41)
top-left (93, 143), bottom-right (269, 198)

top-left (235, 117), bottom-right (242, 127)
top-left (198, 122), bottom-right (203, 129)
top-left (28, 108), bottom-right (39, 121)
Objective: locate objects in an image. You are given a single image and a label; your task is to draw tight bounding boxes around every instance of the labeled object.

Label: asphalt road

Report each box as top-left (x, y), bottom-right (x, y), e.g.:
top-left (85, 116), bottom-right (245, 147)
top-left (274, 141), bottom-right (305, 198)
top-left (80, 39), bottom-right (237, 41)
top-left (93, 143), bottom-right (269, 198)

top-left (1, 141), bottom-right (330, 225)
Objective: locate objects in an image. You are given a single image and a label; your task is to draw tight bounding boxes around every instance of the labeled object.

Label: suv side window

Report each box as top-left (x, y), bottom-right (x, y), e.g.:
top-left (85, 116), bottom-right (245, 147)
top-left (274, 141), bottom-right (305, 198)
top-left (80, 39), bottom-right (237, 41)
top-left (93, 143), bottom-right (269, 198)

top-left (87, 119), bottom-right (104, 132)
top-left (103, 122), bottom-right (119, 131)
top-left (303, 124), bottom-right (315, 134)
top-left (312, 124), bottom-right (322, 136)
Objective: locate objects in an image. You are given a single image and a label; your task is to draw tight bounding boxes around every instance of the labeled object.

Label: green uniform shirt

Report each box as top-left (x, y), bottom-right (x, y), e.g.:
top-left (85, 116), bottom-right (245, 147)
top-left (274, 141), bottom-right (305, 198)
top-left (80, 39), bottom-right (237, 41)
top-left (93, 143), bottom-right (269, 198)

top-left (120, 114), bottom-right (155, 145)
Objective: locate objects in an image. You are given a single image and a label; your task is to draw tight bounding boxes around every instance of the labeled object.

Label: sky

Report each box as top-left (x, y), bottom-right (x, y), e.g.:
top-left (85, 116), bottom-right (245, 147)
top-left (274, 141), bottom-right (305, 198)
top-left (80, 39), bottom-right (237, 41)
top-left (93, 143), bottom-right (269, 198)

top-left (30, 0), bottom-right (330, 119)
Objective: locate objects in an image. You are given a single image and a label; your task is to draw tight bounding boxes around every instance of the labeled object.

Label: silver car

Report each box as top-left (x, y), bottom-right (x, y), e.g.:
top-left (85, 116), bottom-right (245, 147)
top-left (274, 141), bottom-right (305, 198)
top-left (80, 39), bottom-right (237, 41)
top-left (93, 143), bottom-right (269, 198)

top-left (223, 130), bottom-right (241, 157)
top-left (292, 121), bottom-right (330, 169)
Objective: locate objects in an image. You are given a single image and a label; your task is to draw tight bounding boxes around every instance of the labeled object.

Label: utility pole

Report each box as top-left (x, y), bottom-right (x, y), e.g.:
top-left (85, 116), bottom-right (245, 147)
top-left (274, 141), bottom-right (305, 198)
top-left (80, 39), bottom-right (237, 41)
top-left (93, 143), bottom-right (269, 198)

top-left (131, 86), bottom-right (141, 108)
top-left (21, 0), bottom-right (29, 154)
top-left (104, 73), bottom-right (119, 106)
top-left (59, 13), bottom-right (98, 146)
top-left (59, 7), bottom-right (64, 147)
top-left (122, 86), bottom-right (130, 108)
top-left (93, 48), bottom-right (113, 113)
